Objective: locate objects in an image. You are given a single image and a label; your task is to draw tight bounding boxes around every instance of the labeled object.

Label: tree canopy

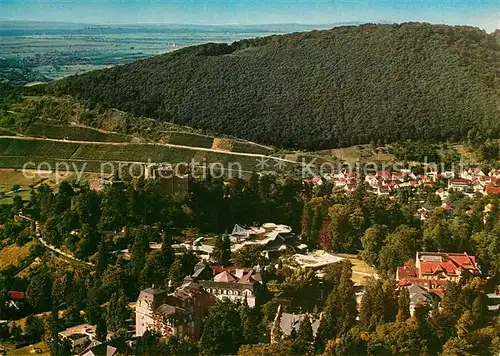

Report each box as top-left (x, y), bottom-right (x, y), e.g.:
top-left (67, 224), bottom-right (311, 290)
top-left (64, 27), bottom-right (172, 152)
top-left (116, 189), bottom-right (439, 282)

top-left (52, 23), bottom-right (500, 150)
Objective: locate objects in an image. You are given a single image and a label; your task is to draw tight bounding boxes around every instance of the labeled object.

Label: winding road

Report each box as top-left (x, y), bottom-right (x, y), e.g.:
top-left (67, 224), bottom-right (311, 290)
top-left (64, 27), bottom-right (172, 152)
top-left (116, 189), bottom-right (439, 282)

top-left (17, 214), bottom-right (94, 267)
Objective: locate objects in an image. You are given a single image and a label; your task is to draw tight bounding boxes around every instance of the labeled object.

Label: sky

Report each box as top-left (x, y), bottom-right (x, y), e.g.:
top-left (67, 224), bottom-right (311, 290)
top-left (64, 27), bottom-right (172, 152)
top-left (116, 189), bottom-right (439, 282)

top-left (1, 0), bottom-right (499, 31)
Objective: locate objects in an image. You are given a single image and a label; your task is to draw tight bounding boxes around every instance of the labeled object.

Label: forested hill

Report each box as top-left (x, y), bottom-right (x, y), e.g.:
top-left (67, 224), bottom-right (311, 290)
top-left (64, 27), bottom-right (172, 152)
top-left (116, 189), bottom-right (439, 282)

top-left (51, 23), bottom-right (500, 150)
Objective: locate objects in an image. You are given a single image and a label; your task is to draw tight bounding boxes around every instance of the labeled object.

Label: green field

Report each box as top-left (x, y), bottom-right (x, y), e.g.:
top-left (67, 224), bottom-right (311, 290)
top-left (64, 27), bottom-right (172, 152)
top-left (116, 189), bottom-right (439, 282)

top-left (0, 128), bottom-right (15, 136)
top-left (0, 138), bottom-right (79, 159)
top-left (72, 142), bottom-right (192, 162)
top-left (0, 156), bottom-right (104, 173)
top-left (25, 123), bottom-right (133, 142)
top-left (232, 140), bottom-right (273, 155)
top-left (166, 131), bottom-right (214, 148)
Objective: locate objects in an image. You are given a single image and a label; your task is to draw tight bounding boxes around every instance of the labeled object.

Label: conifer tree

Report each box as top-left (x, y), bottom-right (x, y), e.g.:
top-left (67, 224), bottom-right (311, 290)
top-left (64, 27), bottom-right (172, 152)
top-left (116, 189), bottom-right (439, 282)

top-left (270, 304), bottom-right (283, 344)
top-left (168, 258), bottom-right (184, 287)
top-left (239, 300), bottom-right (260, 344)
top-left (211, 235), bottom-right (231, 266)
top-left (291, 315), bottom-right (314, 354)
top-left (106, 290), bottom-right (129, 335)
top-left (471, 295), bottom-right (488, 328)
top-left (96, 315), bottom-right (107, 342)
top-left (318, 260), bottom-right (357, 351)
top-left (318, 218), bottom-right (333, 251)
top-left (456, 310), bottom-right (474, 340)
top-left (130, 227), bottom-right (149, 275)
top-left (314, 316), bottom-right (328, 354)
top-left (396, 287), bottom-right (411, 322)
top-left (95, 239), bottom-right (108, 278)
top-left (43, 306), bottom-right (60, 356)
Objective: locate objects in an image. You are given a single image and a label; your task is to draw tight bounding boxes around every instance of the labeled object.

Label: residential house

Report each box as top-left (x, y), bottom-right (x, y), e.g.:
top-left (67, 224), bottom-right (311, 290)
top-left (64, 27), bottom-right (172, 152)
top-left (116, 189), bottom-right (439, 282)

top-left (442, 171), bottom-right (455, 179)
top-left (377, 185), bottom-right (391, 196)
top-left (448, 179), bottom-right (472, 192)
top-left (486, 182), bottom-right (500, 195)
top-left (278, 312), bottom-right (321, 338)
top-left (403, 283), bottom-right (439, 316)
top-left (303, 177), bottom-right (323, 186)
top-left (436, 189), bottom-right (450, 201)
top-left (414, 207), bottom-right (430, 221)
top-left (489, 169), bottom-right (500, 178)
top-left (486, 286), bottom-right (500, 315)
top-left (460, 168), bottom-right (485, 181)
top-left (441, 202), bottom-right (454, 214)
top-left (376, 170), bottom-right (391, 180)
top-left (6, 291), bottom-right (25, 310)
top-left (59, 324), bottom-right (96, 352)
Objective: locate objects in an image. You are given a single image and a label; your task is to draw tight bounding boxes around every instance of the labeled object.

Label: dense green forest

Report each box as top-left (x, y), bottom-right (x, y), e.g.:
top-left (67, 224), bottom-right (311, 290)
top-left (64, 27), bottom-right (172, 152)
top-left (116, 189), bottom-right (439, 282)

top-left (51, 23), bottom-right (500, 150)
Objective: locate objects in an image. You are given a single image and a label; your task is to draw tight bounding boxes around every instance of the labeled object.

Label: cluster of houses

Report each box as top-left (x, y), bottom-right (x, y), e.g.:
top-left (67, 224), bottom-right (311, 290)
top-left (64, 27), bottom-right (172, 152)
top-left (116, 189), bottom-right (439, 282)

top-left (47, 221), bottom-right (500, 351)
top-left (129, 248), bottom-right (500, 346)
top-left (307, 167), bottom-right (500, 197)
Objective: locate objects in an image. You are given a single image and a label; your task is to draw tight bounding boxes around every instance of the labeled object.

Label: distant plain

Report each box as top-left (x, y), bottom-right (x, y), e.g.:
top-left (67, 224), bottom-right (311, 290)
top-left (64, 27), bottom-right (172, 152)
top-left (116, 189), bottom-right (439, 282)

top-left (0, 21), bottom-right (335, 82)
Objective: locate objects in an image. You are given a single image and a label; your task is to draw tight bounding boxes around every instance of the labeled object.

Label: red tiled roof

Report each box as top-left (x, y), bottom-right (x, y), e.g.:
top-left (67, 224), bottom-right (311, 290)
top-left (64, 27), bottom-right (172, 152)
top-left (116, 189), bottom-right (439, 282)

top-left (213, 271), bottom-right (237, 283)
top-left (8, 291), bottom-right (25, 300)
top-left (419, 261), bottom-right (439, 274)
top-left (486, 183), bottom-right (500, 195)
top-left (210, 266), bottom-right (262, 284)
top-left (440, 261), bottom-right (458, 274)
top-left (447, 254), bottom-right (476, 270)
top-left (397, 252), bottom-right (479, 287)
top-left (397, 266), bottom-right (418, 279)
top-left (376, 170), bottom-right (391, 178)
top-left (418, 252), bottom-right (479, 276)
top-left (429, 289), bottom-right (445, 297)
top-left (441, 203), bottom-right (453, 210)
top-left (211, 266), bottom-right (252, 275)
top-left (449, 179), bottom-right (472, 185)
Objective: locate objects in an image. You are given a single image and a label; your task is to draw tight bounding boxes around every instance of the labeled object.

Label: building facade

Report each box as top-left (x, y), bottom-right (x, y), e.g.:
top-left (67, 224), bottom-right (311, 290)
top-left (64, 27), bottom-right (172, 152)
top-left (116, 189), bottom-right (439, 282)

top-left (185, 265), bottom-right (263, 308)
top-left (135, 282), bottom-right (214, 341)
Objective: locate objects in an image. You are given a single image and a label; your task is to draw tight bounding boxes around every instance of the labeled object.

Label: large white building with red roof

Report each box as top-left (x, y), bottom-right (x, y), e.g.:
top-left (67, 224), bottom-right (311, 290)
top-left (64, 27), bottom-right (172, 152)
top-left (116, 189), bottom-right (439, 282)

top-left (184, 265), bottom-right (263, 307)
top-left (398, 252), bottom-right (480, 282)
top-left (397, 252), bottom-right (480, 295)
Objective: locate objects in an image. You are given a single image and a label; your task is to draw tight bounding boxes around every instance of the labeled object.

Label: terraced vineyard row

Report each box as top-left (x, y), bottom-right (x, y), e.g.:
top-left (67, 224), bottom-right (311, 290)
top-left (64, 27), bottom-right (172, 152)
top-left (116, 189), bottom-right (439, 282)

top-left (0, 137), bottom-right (293, 174)
top-left (25, 123), bottom-right (133, 142)
top-left (0, 138), bottom-right (79, 158)
top-left (232, 140), bottom-right (273, 155)
top-left (165, 131), bottom-right (214, 148)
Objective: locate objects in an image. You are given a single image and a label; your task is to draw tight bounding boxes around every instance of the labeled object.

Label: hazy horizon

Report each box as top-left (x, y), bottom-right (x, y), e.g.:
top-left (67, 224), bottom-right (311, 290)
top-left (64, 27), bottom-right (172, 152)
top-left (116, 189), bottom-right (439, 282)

top-left (1, 0), bottom-right (498, 32)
